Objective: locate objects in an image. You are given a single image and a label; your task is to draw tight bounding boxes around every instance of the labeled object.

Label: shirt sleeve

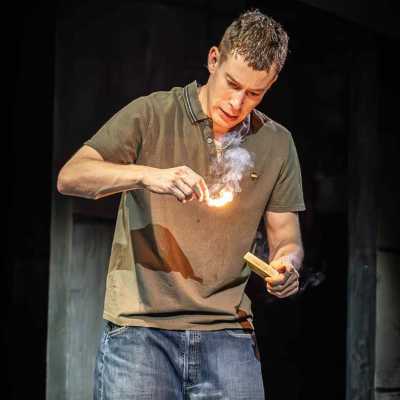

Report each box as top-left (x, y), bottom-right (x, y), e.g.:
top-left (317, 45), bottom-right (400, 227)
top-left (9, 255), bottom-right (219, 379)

top-left (83, 95), bottom-right (152, 164)
top-left (266, 132), bottom-right (306, 212)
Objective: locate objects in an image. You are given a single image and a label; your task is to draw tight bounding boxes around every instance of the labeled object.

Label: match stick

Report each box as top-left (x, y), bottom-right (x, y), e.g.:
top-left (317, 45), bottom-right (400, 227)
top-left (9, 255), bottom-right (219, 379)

top-left (243, 252), bottom-right (279, 278)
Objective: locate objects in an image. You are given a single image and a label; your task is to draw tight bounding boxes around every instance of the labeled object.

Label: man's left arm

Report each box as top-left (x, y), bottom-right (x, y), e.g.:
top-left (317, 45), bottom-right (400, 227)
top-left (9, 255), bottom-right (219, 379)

top-left (264, 210), bottom-right (304, 298)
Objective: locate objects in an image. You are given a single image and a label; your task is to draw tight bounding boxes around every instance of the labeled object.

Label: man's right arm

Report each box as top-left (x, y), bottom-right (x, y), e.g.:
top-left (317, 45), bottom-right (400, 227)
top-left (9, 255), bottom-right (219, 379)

top-left (57, 145), bottom-right (209, 202)
top-left (57, 145), bottom-right (150, 200)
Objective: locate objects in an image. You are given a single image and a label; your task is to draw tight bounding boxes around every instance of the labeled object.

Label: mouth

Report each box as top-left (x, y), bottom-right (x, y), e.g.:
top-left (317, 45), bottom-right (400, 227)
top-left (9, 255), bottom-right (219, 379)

top-left (219, 108), bottom-right (239, 121)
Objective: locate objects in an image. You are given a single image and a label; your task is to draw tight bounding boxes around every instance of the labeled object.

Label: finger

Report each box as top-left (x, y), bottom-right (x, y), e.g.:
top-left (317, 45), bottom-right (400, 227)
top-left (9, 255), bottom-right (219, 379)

top-left (286, 264), bottom-right (299, 278)
top-left (272, 276), bottom-right (298, 290)
top-left (275, 264), bottom-right (287, 273)
top-left (190, 174), bottom-right (208, 202)
top-left (266, 276), bottom-right (298, 292)
top-left (273, 281), bottom-right (299, 294)
top-left (170, 186), bottom-right (186, 202)
top-left (273, 285), bottom-right (299, 298)
top-left (273, 264), bottom-right (292, 280)
top-left (266, 280), bottom-right (293, 293)
top-left (267, 280), bottom-right (299, 296)
top-left (281, 271), bottom-right (298, 287)
top-left (175, 179), bottom-right (194, 198)
top-left (199, 178), bottom-right (210, 202)
top-left (271, 261), bottom-right (299, 281)
top-left (181, 175), bottom-right (203, 202)
top-left (193, 183), bottom-right (203, 202)
top-left (265, 273), bottom-right (289, 287)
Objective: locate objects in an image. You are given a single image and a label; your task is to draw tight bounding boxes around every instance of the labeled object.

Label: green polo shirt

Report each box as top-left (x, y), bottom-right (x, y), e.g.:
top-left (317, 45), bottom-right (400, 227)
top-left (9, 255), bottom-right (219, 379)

top-left (83, 80), bottom-right (305, 331)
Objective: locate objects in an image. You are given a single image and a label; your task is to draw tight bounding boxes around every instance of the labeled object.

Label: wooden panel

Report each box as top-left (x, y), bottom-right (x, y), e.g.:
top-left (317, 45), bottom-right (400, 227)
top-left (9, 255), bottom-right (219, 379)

top-left (66, 216), bottom-right (113, 399)
top-left (47, 210), bottom-right (113, 400)
top-left (347, 31), bottom-right (379, 400)
top-left (47, 196), bottom-right (73, 400)
top-left (375, 252), bottom-right (400, 391)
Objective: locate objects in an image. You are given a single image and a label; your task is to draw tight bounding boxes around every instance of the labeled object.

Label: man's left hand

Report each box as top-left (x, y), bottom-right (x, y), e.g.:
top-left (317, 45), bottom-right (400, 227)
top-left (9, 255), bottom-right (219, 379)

top-left (265, 258), bottom-right (300, 298)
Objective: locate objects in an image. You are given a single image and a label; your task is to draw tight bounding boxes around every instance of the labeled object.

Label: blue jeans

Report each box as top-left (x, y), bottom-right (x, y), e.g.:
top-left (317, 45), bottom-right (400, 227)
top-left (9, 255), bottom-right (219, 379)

top-left (94, 320), bottom-right (265, 400)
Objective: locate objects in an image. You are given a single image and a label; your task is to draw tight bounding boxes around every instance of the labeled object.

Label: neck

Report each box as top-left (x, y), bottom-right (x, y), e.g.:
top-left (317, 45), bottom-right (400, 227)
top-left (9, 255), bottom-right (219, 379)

top-left (198, 84), bottom-right (228, 139)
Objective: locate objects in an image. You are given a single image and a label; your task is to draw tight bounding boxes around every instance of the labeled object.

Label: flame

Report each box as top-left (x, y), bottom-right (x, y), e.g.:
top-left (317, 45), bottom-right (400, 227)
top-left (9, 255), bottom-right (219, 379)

top-left (207, 190), bottom-right (234, 207)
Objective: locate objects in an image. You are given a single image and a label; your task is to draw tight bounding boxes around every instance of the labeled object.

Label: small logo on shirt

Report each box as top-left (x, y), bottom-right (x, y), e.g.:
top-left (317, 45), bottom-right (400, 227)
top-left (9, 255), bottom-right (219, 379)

top-left (250, 172), bottom-right (259, 180)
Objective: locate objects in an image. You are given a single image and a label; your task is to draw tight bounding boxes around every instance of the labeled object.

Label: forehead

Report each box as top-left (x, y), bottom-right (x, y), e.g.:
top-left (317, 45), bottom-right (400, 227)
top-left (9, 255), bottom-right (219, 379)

top-left (220, 52), bottom-right (276, 90)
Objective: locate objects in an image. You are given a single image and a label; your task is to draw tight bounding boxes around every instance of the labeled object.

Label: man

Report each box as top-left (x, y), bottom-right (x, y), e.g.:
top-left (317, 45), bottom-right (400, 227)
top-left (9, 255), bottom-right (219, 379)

top-left (57, 9), bottom-right (305, 400)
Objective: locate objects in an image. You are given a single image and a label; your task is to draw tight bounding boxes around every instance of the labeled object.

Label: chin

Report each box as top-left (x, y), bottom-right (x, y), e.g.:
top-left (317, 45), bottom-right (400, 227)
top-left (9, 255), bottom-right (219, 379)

top-left (211, 110), bottom-right (237, 133)
top-left (216, 118), bottom-right (233, 131)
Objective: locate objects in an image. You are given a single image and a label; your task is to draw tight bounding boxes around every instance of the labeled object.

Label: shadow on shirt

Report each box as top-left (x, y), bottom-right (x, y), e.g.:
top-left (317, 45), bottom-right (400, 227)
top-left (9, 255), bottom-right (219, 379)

top-left (131, 224), bottom-right (203, 284)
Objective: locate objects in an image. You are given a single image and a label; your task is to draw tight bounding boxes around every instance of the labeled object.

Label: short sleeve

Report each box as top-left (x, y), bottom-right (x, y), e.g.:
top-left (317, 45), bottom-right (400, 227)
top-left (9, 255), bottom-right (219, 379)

top-left (266, 133), bottom-right (306, 212)
top-left (83, 96), bottom-right (152, 164)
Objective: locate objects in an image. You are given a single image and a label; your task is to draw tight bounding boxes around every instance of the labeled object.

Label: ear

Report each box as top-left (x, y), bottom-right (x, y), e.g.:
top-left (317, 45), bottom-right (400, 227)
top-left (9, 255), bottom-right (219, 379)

top-left (207, 46), bottom-right (220, 74)
top-left (266, 73), bottom-right (279, 90)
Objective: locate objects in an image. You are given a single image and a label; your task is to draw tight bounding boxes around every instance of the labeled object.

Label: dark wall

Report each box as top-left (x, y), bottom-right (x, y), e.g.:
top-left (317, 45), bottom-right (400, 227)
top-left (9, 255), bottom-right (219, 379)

top-left (6, 1), bottom-right (400, 399)
top-left (6, 1), bottom-right (55, 398)
top-left (249, 4), bottom-right (349, 398)
top-left (375, 37), bottom-right (400, 396)
top-left (298, 0), bottom-right (400, 39)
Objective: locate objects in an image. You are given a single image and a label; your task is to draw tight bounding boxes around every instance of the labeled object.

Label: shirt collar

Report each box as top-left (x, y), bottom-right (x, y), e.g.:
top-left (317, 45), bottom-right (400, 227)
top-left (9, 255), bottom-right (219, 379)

top-left (183, 80), bottom-right (254, 138)
top-left (183, 80), bottom-right (209, 123)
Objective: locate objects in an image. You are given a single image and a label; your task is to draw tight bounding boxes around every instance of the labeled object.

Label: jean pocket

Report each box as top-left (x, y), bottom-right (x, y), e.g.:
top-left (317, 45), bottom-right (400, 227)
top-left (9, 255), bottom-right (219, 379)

top-left (106, 321), bottom-right (129, 338)
top-left (224, 329), bottom-right (254, 339)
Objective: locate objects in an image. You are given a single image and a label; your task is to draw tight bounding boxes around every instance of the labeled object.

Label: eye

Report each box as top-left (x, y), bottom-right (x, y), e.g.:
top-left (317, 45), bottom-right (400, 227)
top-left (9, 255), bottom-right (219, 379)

top-left (227, 80), bottom-right (240, 89)
top-left (249, 91), bottom-right (260, 97)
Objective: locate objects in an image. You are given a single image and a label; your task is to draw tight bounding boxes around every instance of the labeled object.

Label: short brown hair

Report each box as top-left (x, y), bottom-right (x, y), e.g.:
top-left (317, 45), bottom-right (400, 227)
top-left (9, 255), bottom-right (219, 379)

top-left (218, 9), bottom-right (289, 74)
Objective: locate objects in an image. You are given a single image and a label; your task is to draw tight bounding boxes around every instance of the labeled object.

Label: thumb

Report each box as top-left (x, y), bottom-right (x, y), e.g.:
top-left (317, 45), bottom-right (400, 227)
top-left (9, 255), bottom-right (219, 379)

top-left (276, 264), bottom-right (287, 274)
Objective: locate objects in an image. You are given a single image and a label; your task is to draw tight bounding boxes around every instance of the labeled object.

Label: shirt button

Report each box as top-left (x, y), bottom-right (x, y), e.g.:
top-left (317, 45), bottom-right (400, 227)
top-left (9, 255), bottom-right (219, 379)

top-left (207, 137), bottom-right (213, 144)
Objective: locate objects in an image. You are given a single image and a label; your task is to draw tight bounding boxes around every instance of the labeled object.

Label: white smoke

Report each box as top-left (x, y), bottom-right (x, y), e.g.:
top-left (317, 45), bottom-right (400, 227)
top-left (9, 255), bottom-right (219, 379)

top-left (209, 116), bottom-right (254, 199)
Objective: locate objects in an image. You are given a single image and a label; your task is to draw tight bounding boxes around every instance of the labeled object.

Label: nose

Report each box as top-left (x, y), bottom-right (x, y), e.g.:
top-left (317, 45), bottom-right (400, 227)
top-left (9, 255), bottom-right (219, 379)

top-left (229, 91), bottom-right (245, 113)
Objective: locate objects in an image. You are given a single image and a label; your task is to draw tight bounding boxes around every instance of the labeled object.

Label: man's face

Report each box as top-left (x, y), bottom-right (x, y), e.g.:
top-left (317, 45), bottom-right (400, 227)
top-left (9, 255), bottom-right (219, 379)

top-left (204, 47), bottom-right (278, 135)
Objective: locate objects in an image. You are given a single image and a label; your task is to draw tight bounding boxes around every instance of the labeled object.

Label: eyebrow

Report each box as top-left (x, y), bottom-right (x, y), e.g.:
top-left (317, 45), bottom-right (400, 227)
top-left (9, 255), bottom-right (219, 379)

top-left (225, 73), bottom-right (266, 93)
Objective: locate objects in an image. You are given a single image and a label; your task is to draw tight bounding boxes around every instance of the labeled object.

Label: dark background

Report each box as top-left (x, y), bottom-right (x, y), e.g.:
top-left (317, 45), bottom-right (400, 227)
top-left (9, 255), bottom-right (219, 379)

top-left (6, 0), bottom-right (399, 399)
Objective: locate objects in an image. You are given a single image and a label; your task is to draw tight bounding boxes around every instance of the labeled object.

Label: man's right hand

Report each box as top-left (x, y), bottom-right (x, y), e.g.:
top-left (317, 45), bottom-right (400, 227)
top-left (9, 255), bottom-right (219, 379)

top-left (141, 166), bottom-right (209, 203)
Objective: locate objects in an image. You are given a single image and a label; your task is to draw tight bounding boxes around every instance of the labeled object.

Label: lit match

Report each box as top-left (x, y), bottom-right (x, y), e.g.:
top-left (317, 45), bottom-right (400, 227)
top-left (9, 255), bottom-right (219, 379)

top-left (207, 190), bottom-right (234, 207)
